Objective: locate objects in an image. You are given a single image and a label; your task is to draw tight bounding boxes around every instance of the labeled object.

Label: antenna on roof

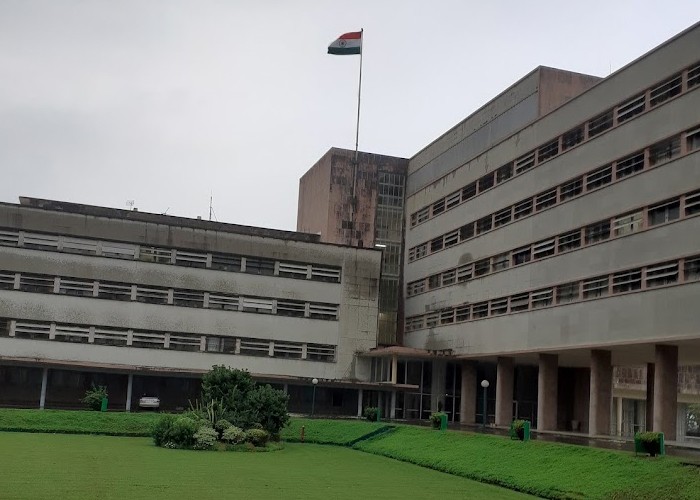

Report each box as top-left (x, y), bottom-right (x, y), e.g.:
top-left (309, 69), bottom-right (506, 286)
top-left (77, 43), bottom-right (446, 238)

top-left (126, 200), bottom-right (135, 211)
top-left (209, 192), bottom-right (218, 222)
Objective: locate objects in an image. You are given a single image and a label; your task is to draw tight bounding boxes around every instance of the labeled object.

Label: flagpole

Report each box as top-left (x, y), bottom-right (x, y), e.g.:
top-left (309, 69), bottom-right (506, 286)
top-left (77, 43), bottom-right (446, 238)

top-left (351, 28), bottom-right (363, 222)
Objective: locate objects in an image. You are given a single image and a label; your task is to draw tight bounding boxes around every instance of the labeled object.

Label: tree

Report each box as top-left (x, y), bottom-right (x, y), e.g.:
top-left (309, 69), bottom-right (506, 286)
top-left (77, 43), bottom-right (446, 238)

top-left (246, 384), bottom-right (290, 435)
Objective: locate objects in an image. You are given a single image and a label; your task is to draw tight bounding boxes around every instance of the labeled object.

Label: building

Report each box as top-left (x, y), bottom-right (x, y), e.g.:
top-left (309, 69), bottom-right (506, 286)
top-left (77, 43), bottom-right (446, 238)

top-left (297, 148), bottom-right (409, 345)
top-left (0, 197), bottom-right (389, 414)
top-left (389, 22), bottom-right (700, 440)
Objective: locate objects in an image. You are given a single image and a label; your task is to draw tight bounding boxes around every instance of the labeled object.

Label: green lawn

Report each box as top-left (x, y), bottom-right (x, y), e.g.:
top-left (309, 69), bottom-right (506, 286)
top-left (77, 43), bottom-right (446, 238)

top-left (0, 409), bottom-right (159, 436)
top-left (0, 432), bottom-right (529, 500)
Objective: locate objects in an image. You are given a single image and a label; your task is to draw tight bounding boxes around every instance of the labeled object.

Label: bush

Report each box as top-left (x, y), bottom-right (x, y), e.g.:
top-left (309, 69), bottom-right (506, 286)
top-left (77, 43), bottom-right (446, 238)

top-left (81, 384), bottom-right (108, 411)
top-left (511, 420), bottom-right (529, 440)
top-left (245, 428), bottom-right (270, 447)
top-left (169, 417), bottom-right (199, 448)
top-left (193, 426), bottom-right (218, 450)
top-left (215, 419), bottom-right (232, 438)
top-left (202, 366), bottom-right (255, 425)
top-left (429, 412), bottom-right (447, 429)
top-left (363, 407), bottom-right (379, 422)
top-left (152, 414), bottom-right (177, 447)
top-left (221, 425), bottom-right (246, 445)
top-left (636, 431), bottom-right (663, 456)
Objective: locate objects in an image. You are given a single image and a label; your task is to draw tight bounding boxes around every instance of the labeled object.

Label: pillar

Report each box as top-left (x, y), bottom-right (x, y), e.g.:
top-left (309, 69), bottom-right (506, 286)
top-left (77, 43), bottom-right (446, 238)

top-left (653, 345), bottom-right (678, 440)
top-left (357, 389), bottom-right (363, 417)
top-left (391, 355), bottom-right (398, 385)
top-left (589, 349), bottom-right (612, 436)
top-left (390, 391), bottom-right (396, 419)
top-left (125, 374), bottom-right (134, 412)
top-left (537, 354), bottom-right (558, 431)
top-left (645, 363), bottom-right (654, 431)
top-left (495, 357), bottom-right (514, 427)
top-left (39, 367), bottom-right (48, 410)
top-left (616, 397), bottom-right (623, 436)
top-left (431, 360), bottom-right (446, 412)
top-left (459, 361), bottom-right (477, 424)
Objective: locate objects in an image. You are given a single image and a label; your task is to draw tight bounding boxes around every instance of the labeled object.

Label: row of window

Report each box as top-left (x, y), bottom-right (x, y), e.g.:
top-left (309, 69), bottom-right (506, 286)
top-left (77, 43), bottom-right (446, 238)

top-left (410, 59), bottom-right (700, 228)
top-left (0, 270), bottom-right (339, 321)
top-left (407, 126), bottom-right (700, 262)
top-left (404, 254), bottom-right (700, 333)
top-left (406, 188), bottom-right (700, 296)
top-left (0, 229), bottom-right (342, 283)
top-left (0, 319), bottom-right (336, 362)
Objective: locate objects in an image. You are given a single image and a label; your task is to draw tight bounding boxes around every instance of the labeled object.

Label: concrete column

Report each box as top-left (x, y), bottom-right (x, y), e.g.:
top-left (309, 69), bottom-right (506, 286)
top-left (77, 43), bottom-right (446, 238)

top-left (39, 367), bottom-right (48, 410)
top-left (537, 354), bottom-right (558, 431)
top-left (390, 391), bottom-right (396, 419)
top-left (653, 345), bottom-right (678, 440)
top-left (357, 389), bottom-right (363, 417)
top-left (645, 363), bottom-right (655, 432)
top-left (589, 349), bottom-right (613, 436)
top-left (431, 360), bottom-right (446, 412)
top-left (125, 374), bottom-right (134, 412)
top-left (495, 357), bottom-right (514, 427)
top-left (391, 355), bottom-right (398, 385)
top-left (459, 362), bottom-right (477, 424)
top-left (616, 397), bottom-right (623, 436)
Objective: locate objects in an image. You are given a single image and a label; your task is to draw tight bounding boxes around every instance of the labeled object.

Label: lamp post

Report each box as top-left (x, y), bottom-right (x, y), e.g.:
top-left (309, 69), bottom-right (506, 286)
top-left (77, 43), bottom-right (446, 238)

top-left (480, 379), bottom-right (490, 429)
top-left (311, 378), bottom-right (319, 417)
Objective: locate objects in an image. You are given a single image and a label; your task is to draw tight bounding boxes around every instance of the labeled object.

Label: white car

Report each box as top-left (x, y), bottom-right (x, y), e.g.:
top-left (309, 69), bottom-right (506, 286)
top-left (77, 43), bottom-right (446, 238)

top-left (138, 396), bottom-right (160, 411)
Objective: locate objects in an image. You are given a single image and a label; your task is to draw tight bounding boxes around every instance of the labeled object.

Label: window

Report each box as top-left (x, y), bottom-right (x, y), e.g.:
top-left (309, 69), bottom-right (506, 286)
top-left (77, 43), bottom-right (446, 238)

top-left (139, 247), bottom-right (172, 264)
top-left (455, 305), bottom-right (470, 322)
top-left (414, 244), bottom-right (427, 259)
top-left (406, 316), bottom-right (424, 332)
top-left (444, 230), bottom-right (459, 248)
top-left (98, 281), bottom-right (132, 301)
top-left (306, 344), bottom-right (335, 362)
top-left (612, 269), bottom-right (642, 293)
top-left (588, 110), bottom-right (613, 137)
top-left (241, 297), bottom-right (273, 314)
top-left (562, 126), bottom-right (584, 150)
top-left (462, 182), bottom-right (477, 201)
top-left (278, 262), bottom-right (308, 279)
top-left (612, 212), bottom-right (642, 236)
top-left (687, 127), bottom-right (700, 152)
top-left (513, 199), bottom-right (533, 220)
top-left (459, 223), bottom-right (474, 241)
top-left (93, 327), bottom-right (128, 347)
top-left (432, 199), bottom-right (445, 216)
top-left (19, 274), bottom-right (54, 293)
top-left (689, 63), bottom-right (700, 89)
top-left (428, 274), bottom-right (441, 289)
top-left (58, 277), bottom-right (94, 297)
top-left (275, 299), bottom-right (306, 318)
top-left (14, 321), bottom-right (51, 340)
top-left (311, 265), bottom-right (341, 283)
top-left (62, 238), bottom-right (98, 256)
top-left (557, 230), bottom-right (581, 252)
top-left (54, 325), bottom-right (90, 344)
top-left (273, 342), bottom-right (303, 359)
top-left (490, 298), bottom-right (508, 315)
top-left (211, 253), bottom-right (242, 272)
top-left (615, 152), bottom-right (644, 178)
top-left (556, 282), bottom-right (579, 303)
top-left (472, 302), bottom-right (489, 319)
top-left (244, 258), bottom-right (275, 276)
top-left (648, 137), bottom-right (681, 166)
top-left (425, 312), bottom-right (439, 328)
top-left (131, 331), bottom-right (166, 349)
top-left (456, 263), bottom-right (473, 283)
top-left (586, 165), bottom-right (613, 190)
top-left (582, 276), bottom-right (609, 298)
top-left (685, 190), bottom-right (700, 216)
top-left (616, 94), bottom-right (645, 123)
top-left (585, 220), bottom-right (611, 244)
top-left (0, 229), bottom-right (20, 247)
top-left (531, 288), bottom-right (553, 308)
top-left (22, 233), bottom-right (59, 251)
top-left (560, 177), bottom-right (583, 201)
top-left (492, 253), bottom-right (509, 272)
top-left (174, 250), bottom-right (207, 268)
top-left (0, 271), bottom-right (15, 290)
top-left (206, 336), bottom-right (236, 353)
top-left (440, 309), bottom-right (455, 325)
top-left (208, 293), bottom-right (239, 311)
top-left (474, 259), bottom-right (490, 277)
top-left (684, 256), bottom-right (700, 281)
top-left (496, 163), bottom-right (513, 183)
top-left (532, 239), bottom-right (555, 259)
top-left (494, 207), bottom-right (512, 227)
top-left (645, 261), bottom-right (678, 287)
top-left (135, 286), bottom-right (169, 305)
top-left (510, 293), bottom-right (529, 312)
top-left (648, 198), bottom-right (680, 226)
top-left (442, 269), bottom-right (456, 286)
top-left (239, 338), bottom-right (271, 357)
top-left (414, 207), bottom-right (430, 226)
top-left (169, 334), bottom-right (202, 352)
top-left (309, 303), bottom-right (338, 320)
top-left (102, 242), bottom-right (137, 260)
top-left (479, 173), bottom-right (495, 192)
top-left (515, 151), bottom-right (535, 174)
top-left (649, 74), bottom-right (682, 107)
top-left (445, 191), bottom-right (461, 210)
top-left (538, 140), bottom-right (559, 162)
top-left (173, 290), bottom-right (204, 308)
top-left (512, 246), bottom-right (531, 266)
top-left (406, 280), bottom-right (425, 296)
top-left (476, 215), bottom-right (492, 234)
top-left (430, 237), bottom-right (443, 253)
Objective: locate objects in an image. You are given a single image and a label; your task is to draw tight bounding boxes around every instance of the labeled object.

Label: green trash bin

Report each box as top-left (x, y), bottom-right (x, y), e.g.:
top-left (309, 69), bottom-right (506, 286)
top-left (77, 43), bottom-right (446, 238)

top-left (100, 397), bottom-right (108, 412)
top-left (439, 414), bottom-right (448, 431)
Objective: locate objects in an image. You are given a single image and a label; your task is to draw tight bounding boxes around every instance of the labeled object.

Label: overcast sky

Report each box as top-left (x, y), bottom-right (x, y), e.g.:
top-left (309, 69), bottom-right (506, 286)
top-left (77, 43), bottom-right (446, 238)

top-left (1, 2), bottom-right (697, 230)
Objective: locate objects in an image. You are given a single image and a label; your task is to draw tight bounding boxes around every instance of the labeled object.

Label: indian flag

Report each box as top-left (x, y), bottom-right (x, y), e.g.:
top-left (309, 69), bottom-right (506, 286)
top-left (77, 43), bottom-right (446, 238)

top-left (328, 31), bottom-right (362, 55)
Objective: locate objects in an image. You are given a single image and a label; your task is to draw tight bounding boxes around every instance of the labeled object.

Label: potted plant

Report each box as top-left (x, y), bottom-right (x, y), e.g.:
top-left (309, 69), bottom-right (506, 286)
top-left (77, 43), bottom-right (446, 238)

top-left (635, 432), bottom-right (664, 457)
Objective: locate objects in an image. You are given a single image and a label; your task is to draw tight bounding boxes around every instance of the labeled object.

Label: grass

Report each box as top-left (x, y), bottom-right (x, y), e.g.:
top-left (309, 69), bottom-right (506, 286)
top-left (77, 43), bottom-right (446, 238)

top-left (281, 417), bottom-right (387, 445)
top-left (0, 432), bottom-right (529, 500)
top-left (0, 409), bottom-right (160, 436)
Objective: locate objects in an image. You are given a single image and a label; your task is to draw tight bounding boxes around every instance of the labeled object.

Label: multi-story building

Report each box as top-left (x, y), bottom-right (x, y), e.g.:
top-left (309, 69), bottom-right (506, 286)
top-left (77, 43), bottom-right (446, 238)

top-left (298, 148), bottom-right (408, 345)
top-left (0, 197), bottom-right (386, 414)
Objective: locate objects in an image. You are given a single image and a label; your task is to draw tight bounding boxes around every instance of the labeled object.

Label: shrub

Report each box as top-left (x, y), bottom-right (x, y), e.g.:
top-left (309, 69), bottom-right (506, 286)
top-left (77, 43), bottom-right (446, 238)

top-left (170, 416), bottom-right (199, 448)
top-left (152, 414), bottom-right (177, 447)
top-left (245, 428), bottom-right (270, 447)
top-left (244, 385), bottom-right (290, 435)
top-left (636, 431), bottom-right (663, 456)
top-left (221, 425), bottom-right (246, 444)
top-left (215, 419), bottom-right (232, 438)
top-left (81, 384), bottom-right (108, 411)
top-left (187, 398), bottom-right (226, 427)
top-left (363, 407), bottom-right (379, 422)
top-left (429, 412), bottom-right (447, 429)
top-left (193, 426), bottom-right (218, 450)
top-left (202, 366), bottom-right (255, 424)
top-left (512, 419), bottom-right (529, 440)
